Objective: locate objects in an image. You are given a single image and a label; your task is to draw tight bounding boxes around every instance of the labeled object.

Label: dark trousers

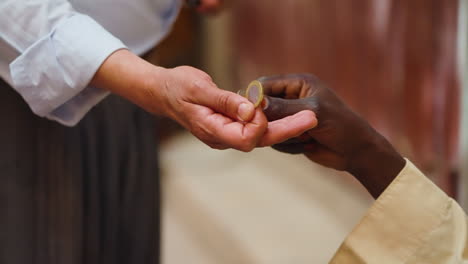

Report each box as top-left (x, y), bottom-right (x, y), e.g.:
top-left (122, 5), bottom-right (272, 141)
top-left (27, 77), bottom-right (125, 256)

top-left (0, 78), bottom-right (160, 264)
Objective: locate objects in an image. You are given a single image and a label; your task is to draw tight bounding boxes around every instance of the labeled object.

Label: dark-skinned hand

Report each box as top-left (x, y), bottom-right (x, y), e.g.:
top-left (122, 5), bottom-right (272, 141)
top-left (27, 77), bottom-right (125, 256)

top-left (259, 74), bottom-right (406, 199)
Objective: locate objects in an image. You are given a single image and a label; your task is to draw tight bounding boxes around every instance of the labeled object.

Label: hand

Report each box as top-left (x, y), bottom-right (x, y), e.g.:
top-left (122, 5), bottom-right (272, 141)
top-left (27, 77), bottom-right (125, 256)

top-left (259, 74), bottom-right (405, 198)
top-left (152, 66), bottom-right (318, 151)
top-left (91, 50), bottom-right (317, 152)
top-left (149, 65), bottom-right (262, 151)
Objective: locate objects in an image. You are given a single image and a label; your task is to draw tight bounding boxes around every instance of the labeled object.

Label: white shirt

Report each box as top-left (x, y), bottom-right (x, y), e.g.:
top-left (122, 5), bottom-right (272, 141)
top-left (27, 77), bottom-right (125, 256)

top-left (0, 0), bottom-right (182, 126)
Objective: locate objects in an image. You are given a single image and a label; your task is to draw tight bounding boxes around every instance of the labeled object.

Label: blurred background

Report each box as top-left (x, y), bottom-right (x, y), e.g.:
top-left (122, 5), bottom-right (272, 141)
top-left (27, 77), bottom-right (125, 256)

top-left (153, 0), bottom-right (468, 262)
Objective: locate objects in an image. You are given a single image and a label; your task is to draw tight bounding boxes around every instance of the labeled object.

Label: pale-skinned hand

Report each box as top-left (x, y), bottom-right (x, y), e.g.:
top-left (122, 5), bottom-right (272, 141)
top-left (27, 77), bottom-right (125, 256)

top-left (92, 50), bottom-right (317, 152)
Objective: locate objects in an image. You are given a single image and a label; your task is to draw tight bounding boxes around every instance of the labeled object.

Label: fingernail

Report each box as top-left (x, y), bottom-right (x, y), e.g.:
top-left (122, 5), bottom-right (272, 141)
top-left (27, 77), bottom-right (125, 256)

top-left (237, 103), bottom-right (254, 122)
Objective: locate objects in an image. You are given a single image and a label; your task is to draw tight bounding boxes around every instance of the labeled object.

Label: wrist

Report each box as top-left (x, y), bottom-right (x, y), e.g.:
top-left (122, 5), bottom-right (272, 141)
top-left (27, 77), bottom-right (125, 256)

top-left (348, 134), bottom-right (406, 199)
top-left (91, 49), bottom-right (168, 115)
top-left (138, 66), bottom-right (170, 116)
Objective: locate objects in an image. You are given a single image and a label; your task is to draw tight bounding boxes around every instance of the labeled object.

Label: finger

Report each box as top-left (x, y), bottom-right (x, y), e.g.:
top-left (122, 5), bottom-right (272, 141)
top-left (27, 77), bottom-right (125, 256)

top-left (263, 96), bottom-right (318, 121)
top-left (258, 110), bottom-right (317, 147)
top-left (241, 108), bottom-right (269, 149)
top-left (200, 108), bottom-right (267, 152)
top-left (271, 136), bottom-right (317, 154)
top-left (192, 83), bottom-right (256, 123)
top-left (272, 134), bottom-right (314, 145)
top-left (272, 142), bottom-right (308, 154)
top-left (259, 74), bottom-right (316, 99)
top-left (205, 141), bottom-right (229, 150)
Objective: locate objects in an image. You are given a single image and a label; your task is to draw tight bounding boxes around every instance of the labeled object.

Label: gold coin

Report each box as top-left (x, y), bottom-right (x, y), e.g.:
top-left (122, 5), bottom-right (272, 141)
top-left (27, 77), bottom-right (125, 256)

top-left (245, 80), bottom-right (264, 108)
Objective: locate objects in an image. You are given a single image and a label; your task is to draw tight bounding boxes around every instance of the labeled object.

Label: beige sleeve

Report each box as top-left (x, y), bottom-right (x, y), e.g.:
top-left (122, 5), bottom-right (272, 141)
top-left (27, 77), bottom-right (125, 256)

top-left (330, 160), bottom-right (468, 264)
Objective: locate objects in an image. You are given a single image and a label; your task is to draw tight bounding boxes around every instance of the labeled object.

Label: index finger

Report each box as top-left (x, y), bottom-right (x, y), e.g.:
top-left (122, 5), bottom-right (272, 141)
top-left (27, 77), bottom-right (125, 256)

top-left (258, 74), bottom-right (307, 99)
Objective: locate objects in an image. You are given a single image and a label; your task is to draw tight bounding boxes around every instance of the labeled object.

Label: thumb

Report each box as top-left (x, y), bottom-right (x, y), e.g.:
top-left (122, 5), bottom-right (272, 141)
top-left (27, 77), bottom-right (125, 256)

top-left (195, 86), bottom-right (256, 122)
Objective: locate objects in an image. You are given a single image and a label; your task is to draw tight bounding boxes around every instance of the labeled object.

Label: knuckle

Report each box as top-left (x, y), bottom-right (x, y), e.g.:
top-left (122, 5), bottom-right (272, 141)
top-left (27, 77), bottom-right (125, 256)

top-left (190, 78), bottom-right (213, 95)
top-left (200, 71), bottom-right (213, 82)
top-left (245, 145), bottom-right (256, 152)
top-left (187, 80), bottom-right (199, 94)
top-left (216, 92), bottom-right (231, 113)
top-left (208, 143), bottom-right (223, 150)
top-left (238, 144), bottom-right (254, 152)
top-left (175, 65), bottom-right (192, 72)
top-left (214, 144), bottom-right (229, 150)
top-left (238, 137), bottom-right (256, 152)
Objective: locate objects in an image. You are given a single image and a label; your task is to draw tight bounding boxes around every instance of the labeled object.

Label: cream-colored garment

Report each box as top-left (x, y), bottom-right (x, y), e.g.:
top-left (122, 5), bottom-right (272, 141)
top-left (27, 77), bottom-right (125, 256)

top-left (330, 160), bottom-right (468, 263)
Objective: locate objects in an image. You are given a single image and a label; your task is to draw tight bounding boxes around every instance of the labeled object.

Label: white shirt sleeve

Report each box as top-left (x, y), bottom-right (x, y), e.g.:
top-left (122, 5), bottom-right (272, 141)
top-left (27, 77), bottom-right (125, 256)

top-left (0, 0), bottom-right (127, 126)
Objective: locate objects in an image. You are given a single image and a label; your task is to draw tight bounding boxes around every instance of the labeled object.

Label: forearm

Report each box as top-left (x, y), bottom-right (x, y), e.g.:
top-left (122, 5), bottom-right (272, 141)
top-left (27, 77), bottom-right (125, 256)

top-left (90, 49), bottom-right (166, 116)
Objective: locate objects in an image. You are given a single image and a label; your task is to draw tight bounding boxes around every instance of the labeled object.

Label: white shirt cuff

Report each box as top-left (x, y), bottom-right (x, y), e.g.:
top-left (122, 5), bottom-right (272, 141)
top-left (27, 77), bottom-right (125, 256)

top-left (9, 13), bottom-right (127, 126)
